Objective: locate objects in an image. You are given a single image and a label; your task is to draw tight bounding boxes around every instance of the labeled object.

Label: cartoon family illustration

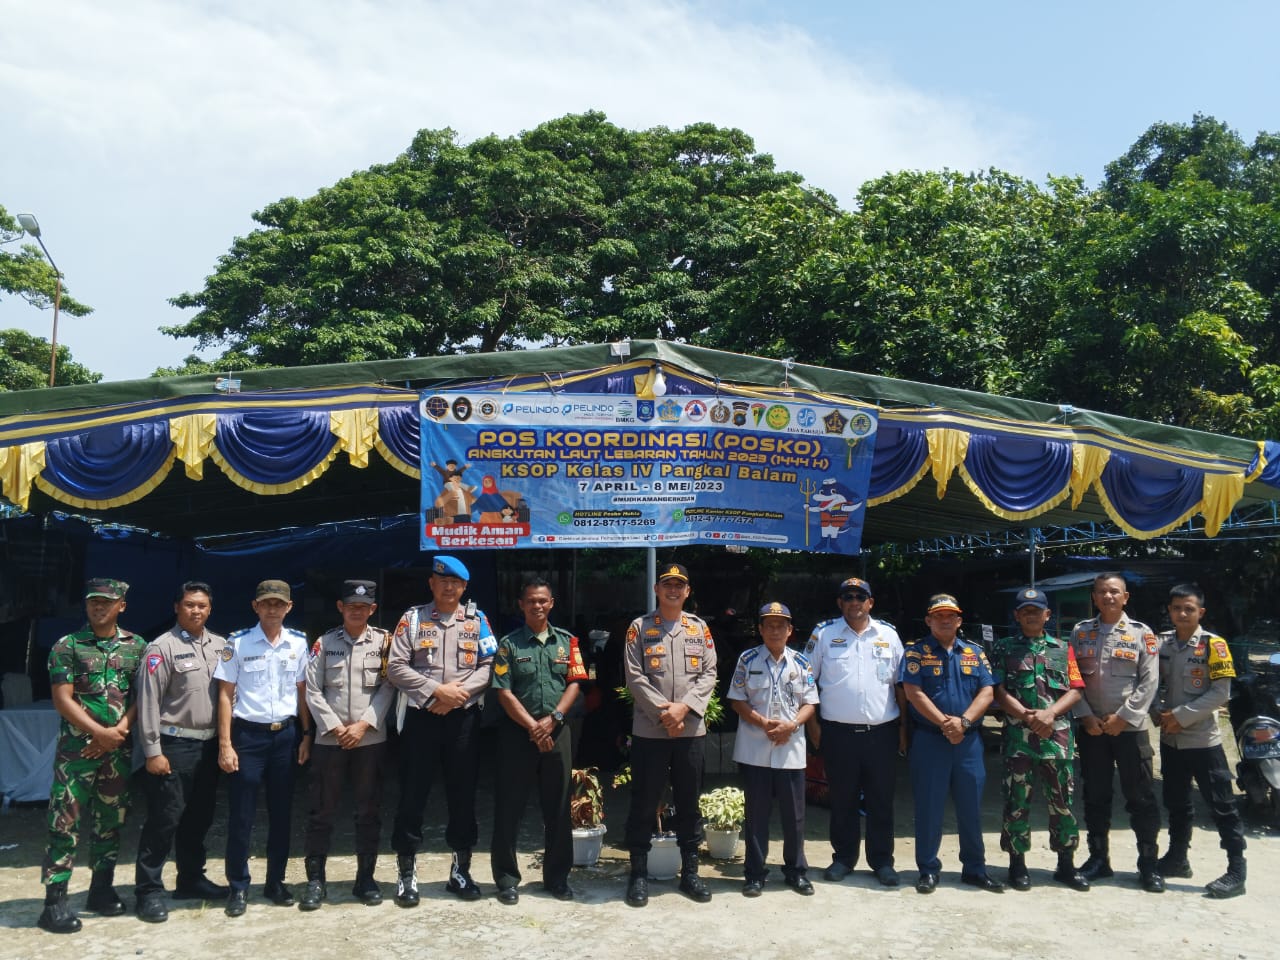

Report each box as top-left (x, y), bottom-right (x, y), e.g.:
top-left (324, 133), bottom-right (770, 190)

top-left (430, 460), bottom-right (529, 525)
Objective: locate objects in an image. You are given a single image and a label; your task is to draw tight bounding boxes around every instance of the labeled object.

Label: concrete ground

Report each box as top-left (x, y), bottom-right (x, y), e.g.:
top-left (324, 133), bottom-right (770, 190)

top-left (1, 726), bottom-right (1275, 960)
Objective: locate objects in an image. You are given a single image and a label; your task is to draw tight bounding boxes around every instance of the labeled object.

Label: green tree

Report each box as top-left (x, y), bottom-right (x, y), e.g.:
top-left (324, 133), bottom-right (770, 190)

top-left (0, 328), bottom-right (101, 392)
top-left (166, 113), bottom-right (801, 368)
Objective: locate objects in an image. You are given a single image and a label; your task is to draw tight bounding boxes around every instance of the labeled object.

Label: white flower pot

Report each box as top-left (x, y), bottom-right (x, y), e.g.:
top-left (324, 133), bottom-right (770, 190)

top-left (647, 834), bottom-right (681, 879)
top-left (705, 826), bottom-right (740, 859)
top-left (572, 824), bottom-right (607, 867)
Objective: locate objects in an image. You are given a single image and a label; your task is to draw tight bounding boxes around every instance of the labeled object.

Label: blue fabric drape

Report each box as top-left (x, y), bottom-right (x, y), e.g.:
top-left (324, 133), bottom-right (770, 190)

top-left (1250, 440), bottom-right (1280, 487)
top-left (1098, 451), bottom-right (1203, 533)
top-left (214, 410), bottom-right (335, 485)
top-left (378, 404), bottom-right (421, 470)
top-left (869, 422), bottom-right (928, 500)
top-left (41, 421), bottom-right (173, 501)
top-left (963, 433), bottom-right (1073, 513)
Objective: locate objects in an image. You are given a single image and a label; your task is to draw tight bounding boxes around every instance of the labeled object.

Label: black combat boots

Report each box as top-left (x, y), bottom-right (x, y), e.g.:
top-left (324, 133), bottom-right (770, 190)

top-left (446, 849), bottom-right (482, 901)
top-left (1157, 839), bottom-right (1193, 879)
top-left (85, 868), bottom-right (125, 915)
top-left (625, 853), bottom-right (649, 907)
top-left (678, 852), bottom-right (711, 903)
top-left (1205, 855), bottom-right (1246, 899)
top-left (1052, 849), bottom-right (1090, 891)
top-left (1079, 834), bottom-right (1113, 880)
top-left (37, 881), bottom-right (82, 934)
top-left (353, 853), bottom-right (382, 905)
top-left (1136, 843), bottom-right (1166, 893)
top-left (395, 853), bottom-right (419, 907)
top-left (1007, 853), bottom-right (1030, 891)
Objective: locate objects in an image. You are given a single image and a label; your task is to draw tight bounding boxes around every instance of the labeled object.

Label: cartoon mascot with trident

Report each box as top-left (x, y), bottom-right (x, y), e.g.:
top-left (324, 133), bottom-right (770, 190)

top-left (803, 477), bottom-right (863, 552)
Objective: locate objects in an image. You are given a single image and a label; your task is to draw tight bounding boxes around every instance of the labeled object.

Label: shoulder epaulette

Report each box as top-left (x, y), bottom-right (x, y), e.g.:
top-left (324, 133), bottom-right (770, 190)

top-left (228, 627), bottom-right (252, 640)
top-left (793, 650), bottom-right (811, 669)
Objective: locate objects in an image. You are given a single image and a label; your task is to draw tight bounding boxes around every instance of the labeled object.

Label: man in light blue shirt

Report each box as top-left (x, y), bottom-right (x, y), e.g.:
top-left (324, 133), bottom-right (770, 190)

top-left (215, 579), bottom-right (312, 917)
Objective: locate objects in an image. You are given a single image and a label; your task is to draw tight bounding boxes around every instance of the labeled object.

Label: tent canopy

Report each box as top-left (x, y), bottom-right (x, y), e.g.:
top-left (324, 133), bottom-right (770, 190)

top-left (2, 341), bottom-right (1277, 544)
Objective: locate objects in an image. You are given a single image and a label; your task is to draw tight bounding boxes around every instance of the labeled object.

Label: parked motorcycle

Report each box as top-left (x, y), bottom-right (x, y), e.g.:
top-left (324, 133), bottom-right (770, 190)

top-left (1229, 650), bottom-right (1280, 819)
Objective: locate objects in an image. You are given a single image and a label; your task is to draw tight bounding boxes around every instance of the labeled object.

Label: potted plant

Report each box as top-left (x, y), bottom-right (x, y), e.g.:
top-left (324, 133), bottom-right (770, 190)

top-left (699, 786), bottom-right (745, 859)
top-left (570, 767), bottom-right (608, 866)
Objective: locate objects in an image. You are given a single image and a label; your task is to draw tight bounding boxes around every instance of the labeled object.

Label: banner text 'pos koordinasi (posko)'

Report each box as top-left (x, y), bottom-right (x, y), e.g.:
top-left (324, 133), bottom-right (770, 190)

top-left (418, 392), bottom-right (878, 553)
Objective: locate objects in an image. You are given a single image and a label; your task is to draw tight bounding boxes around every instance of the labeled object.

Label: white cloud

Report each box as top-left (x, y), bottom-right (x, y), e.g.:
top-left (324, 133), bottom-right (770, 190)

top-left (0, 0), bottom-right (1036, 381)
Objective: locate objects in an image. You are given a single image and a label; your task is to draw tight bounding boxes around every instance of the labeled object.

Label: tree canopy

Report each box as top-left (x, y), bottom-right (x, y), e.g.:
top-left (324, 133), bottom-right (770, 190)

top-left (1, 204), bottom-right (98, 391)
top-left (167, 113), bottom-right (1280, 438)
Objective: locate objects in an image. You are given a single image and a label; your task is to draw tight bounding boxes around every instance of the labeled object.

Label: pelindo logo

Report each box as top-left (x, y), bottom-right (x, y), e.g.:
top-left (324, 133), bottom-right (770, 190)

top-left (502, 403), bottom-right (561, 415)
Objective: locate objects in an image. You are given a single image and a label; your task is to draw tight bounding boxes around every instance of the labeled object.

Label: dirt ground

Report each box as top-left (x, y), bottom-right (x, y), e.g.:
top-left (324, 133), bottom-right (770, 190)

top-left (1, 728), bottom-right (1276, 960)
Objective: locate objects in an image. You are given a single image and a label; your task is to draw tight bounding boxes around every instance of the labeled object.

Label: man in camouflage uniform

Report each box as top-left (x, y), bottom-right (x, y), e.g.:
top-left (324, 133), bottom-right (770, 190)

top-left (1153, 583), bottom-right (1247, 898)
top-left (990, 587), bottom-right (1089, 891)
top-left (38, 578), bottom-right (146, 934)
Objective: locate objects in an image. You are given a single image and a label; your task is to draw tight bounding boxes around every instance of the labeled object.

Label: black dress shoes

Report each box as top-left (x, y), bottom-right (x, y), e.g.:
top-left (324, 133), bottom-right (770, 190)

top-left (225, 890), bottom-right (248, 917)
top-left (785, 875), bottom-right (814, 896)
top-left (873, 865), bottom-right (900, 887)
top-left (263, 880), bottom-right (295, 906)
top-left (497, 887), bottom-right (519, 905)
top-left (961, 872), bottom-right (1005, 893)
top-left (823, 861), bottom-right (852, 882)
top-left (742, 879), bottom-right (764, 898)
top-left (135, 894), bottom-right (169, 923)
top-left (547, 883), bottom-right (574, 902)
top-left (915, 872), bottom-right (939, 894)
top-left (173, 876), bottom-right (229, 900)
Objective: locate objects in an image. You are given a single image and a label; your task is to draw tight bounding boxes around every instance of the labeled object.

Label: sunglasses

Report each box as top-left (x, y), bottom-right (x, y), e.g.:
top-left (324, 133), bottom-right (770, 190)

top-left (841, 592), bottom-right (870, 602)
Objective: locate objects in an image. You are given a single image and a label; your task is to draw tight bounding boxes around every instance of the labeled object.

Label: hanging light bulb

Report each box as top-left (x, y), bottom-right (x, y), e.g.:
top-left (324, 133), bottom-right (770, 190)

top-left (651, 363), bottom-right (668, 397)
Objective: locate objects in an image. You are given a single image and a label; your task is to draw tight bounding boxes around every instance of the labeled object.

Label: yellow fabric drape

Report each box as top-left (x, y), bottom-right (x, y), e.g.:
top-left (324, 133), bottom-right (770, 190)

top-left (0, 441), bottom-right (46, 512)
top-left (330, 408), bottom-right (378, 468)
top-left (925, 428), bottom-right (969, 499)
top-left (1071, 444), bottom-right (1111, 508)
top-left (1201, 472), bottom-right (1245, 539)
top-left (170, 413), bottom-right (217, 480)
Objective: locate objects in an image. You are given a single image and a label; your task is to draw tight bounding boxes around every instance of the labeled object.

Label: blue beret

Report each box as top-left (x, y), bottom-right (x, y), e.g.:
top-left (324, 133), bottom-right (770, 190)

top-left (432, 555), bottom-right (470, 580)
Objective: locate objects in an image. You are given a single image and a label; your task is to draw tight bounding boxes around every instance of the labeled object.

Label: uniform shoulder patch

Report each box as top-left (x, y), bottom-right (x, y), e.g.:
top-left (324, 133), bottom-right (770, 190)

top-left (1207, 635), bottom-right (1236, 680)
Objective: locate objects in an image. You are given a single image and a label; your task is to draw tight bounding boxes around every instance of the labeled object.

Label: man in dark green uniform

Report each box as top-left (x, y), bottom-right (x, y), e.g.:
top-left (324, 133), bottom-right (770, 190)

top-left (38, 578), bottom-right (146, 934)
top-left (489, 578), bottom-right (587, 904)
top-left (991, 587), bottom-right (1089, 892)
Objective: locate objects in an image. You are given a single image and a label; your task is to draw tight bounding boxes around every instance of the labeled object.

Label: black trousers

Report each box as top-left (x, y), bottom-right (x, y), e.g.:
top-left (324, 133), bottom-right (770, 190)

top-left (134, 735), bottom-right (221, 895)
top-left (1160, 742), bottom-right (1246, 856)
top-left (304, 741), bottom-right (387, 858)
top-left (225, 723), bottom-right (297, 891)
top-left (624, 735), bottom-right (705, 855)
top-left (740, 762), bottom-right (807, 882)
top-left (1077, 728), bottom-right (1160, 845)
top-left (489, 719), bottom-right (573, 890)
top-left (822, 719), bottom-right (898, 870)
top-left (392, 706), bottom-right (481, 855)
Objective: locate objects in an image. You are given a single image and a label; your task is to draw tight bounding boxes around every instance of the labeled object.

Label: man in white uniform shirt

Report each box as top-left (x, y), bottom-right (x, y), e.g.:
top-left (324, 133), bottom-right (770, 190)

top-left (804, 577), bottom-right (906, 887)
top-left (728, 602), bottom-right (819, 897)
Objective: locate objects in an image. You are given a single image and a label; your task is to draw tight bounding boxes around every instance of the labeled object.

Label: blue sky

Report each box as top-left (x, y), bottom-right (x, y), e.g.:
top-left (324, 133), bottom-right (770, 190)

top-left (2, 0), bottom-right (1277, 383)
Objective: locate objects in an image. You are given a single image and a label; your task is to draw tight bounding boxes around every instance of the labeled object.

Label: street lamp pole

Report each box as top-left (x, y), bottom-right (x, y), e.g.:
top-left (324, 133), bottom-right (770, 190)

top-left (16, 213), bottom-right (63, 387)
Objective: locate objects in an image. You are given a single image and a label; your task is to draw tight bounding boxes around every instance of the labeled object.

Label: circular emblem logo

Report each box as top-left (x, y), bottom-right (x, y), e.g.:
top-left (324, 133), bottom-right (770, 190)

top-left (477, 398), bottom-right (499, 421)
top-left (423, 396), bottom-right (450, 420)
top-left (765, 405), bottom-right (790, 430)
top-left (451, 397), bottom-right (473, 422)
top-left (849, 412), bottom-right (874, 437)
top-left (710, 402), bottom-right (731, 424)
top-left (797, 407), bottom-right (816, 428)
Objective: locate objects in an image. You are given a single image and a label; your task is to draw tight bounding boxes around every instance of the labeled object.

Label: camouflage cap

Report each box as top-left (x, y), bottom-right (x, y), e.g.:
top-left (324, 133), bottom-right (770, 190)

top-left (255, 579), bottom-right (292, 602)
top-left (85, 578), bottom-right (129, 600)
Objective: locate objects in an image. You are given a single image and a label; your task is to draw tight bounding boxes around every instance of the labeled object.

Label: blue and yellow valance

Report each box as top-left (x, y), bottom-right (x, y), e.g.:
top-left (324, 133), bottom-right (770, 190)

top-left (0, 363), bottom-right (1274, 541)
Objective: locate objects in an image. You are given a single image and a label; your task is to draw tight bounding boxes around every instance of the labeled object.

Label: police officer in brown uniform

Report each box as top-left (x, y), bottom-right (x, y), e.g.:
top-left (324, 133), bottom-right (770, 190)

top-left (133, 581), bottom-right (228, 922)
top-left (386, 556), bottom-right (496, 905)
top-left (622, 563), bottom-right (718, 907)
top-left (300, 580), bottom-right (395, 910)
top-left (1154, 583), bottom-right (1247, 898)
top-left (1072, 572), bottom-right (1164, 892)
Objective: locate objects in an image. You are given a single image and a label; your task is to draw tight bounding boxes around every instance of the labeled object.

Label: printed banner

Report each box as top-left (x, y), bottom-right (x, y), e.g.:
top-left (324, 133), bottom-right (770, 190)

top-left (419, 391), bottom-right (878, 553)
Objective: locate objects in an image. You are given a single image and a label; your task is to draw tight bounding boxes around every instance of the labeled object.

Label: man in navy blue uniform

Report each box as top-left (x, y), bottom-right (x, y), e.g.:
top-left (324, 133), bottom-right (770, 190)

top-left (900, 594), bottom-right (1003, 894)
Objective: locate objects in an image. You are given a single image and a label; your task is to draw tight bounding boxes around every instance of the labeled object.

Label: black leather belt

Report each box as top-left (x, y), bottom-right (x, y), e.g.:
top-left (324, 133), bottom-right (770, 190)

top-left (832, 719), bottom-right (896, 733)
top-left (234, 717), bottom-right (295, 732)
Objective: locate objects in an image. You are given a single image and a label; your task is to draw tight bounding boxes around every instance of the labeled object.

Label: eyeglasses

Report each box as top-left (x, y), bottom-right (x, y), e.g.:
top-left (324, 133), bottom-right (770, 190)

top-left (841, 592), bottom-right (870, 602)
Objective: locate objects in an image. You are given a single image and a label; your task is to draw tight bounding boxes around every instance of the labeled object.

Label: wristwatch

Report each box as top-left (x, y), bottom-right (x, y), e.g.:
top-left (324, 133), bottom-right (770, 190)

top-left (551, 710), bottom-right (565, 726)
top-left (959, 716), bottom-right (972, 732)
